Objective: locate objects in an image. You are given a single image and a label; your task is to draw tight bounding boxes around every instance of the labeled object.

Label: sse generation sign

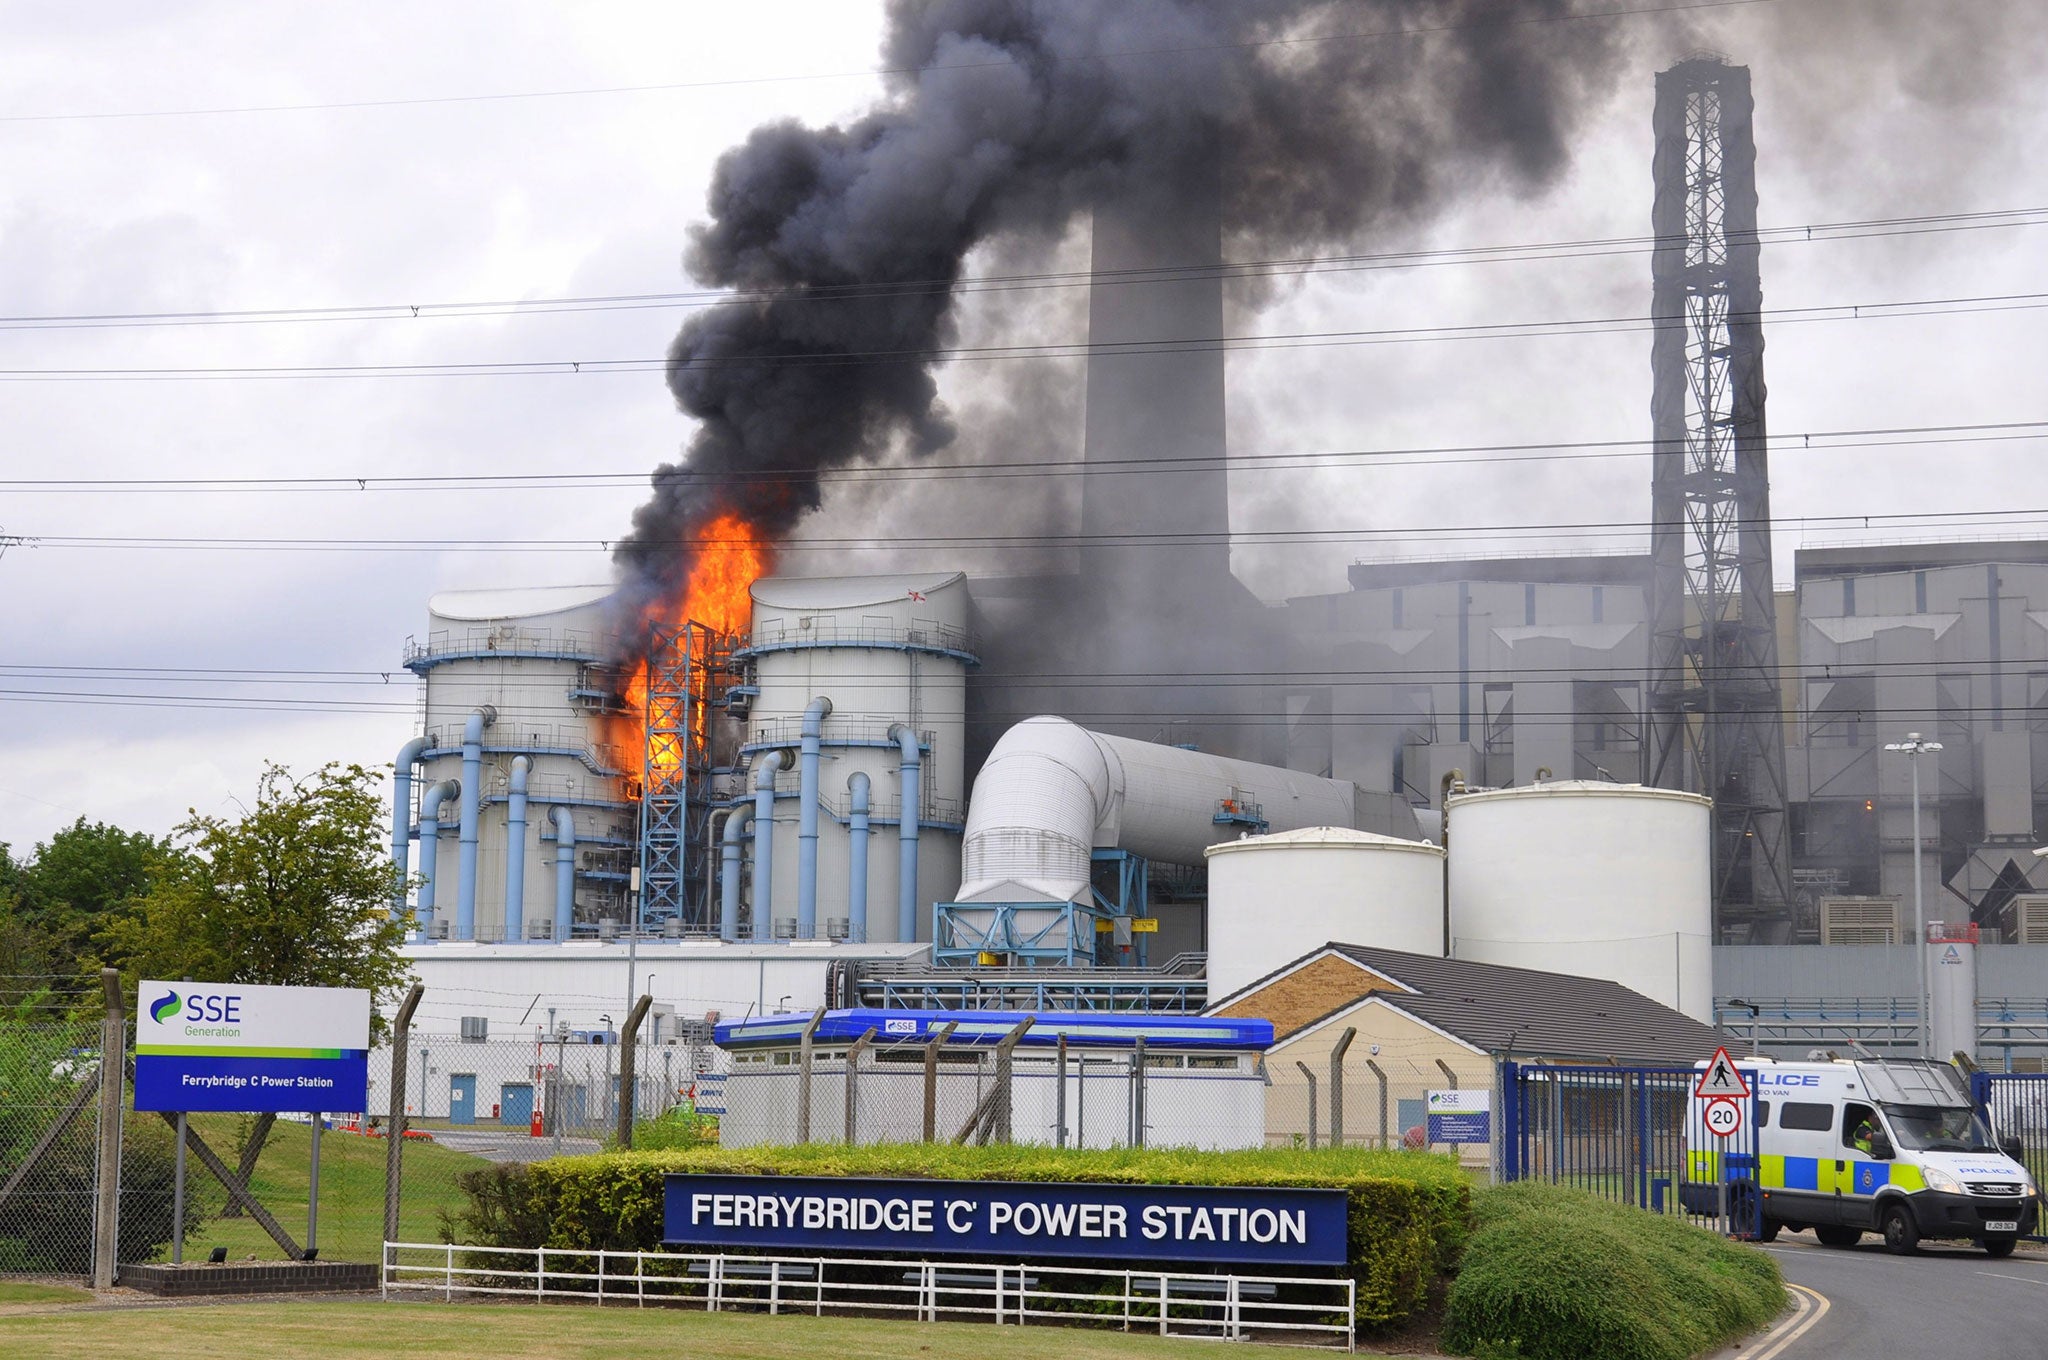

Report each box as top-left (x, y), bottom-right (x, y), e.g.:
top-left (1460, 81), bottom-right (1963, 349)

top-left (133, 980), bottom-right (371, 1114)
top-left (664, 1174), bottom-right (1348, 1265)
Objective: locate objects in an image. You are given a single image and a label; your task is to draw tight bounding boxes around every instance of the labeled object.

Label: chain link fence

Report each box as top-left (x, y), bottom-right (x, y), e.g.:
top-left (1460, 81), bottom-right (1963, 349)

top-left (0, 1013), bottom-right (104, 1276)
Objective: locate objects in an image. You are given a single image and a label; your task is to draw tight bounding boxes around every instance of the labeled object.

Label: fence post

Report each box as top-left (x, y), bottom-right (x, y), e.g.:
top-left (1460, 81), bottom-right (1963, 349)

top-left (616, 993), bottom-right (654, 1150)
top-left (995, 1017), bottom-right (1032, 1143)
top-left (1329, 1028), bottom-right (1356, 1147)
top-left (384, 982), bottom-right (425, 1246)
top-left (1055, 1036), bottom-right (1069, 1148)
top-left (1365, 1058), bottom-right (1389, 1149)
top-left (793, 1006), bottom-right (826, 1144)
top-left (922, 1022), bottom-right (958, 1143)
top-left (1129, 1036), bottom-right (1147, 1149)
top-left (843, 1028), bottom-right (875, 1144)
top-left (1498, 1061), bottom-right (1519, 1181)
top-left (92, 968), bottom-right (125, 1290)
top-left (1294, 1061), bottom-right (1319, 1150)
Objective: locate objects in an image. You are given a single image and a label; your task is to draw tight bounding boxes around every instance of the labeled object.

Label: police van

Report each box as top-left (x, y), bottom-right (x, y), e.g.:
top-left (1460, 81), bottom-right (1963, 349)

top-left (1683, 1056), bottom-right (2039, 1255)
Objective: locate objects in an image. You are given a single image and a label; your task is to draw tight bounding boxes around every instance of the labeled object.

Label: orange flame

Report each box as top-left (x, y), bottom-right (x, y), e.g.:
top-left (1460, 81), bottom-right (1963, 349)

top-left (610, 513), bottom-right (773, 786)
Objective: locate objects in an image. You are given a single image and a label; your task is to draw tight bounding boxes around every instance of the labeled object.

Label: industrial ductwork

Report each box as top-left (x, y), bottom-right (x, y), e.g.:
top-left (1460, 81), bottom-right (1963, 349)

top-left (888, 724), bottom-right (922, 941)
top-left (751, 749), bottom-right (791, 942)
top-left (955, 715), bottom-right (1365, 904)
top-left (795, 696), bottom-right (833, 940)
top-left (846, 771), bottom-right (872, 944)
top-left (390, 735), bottom-right (430, 919)
top-left (550, 805), bottom-right (576, 943)
top-left (455, 705), bottom-right (497, 941)
top-left (415, 778), bottom-right (461, 937)
top-left (505, 755), bottom-right (530, 940)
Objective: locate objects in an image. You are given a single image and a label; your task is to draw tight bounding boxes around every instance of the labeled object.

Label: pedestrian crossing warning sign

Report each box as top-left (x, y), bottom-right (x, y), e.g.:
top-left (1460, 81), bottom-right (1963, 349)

top-left (1693, 1046), bottom-right (1751, 1099)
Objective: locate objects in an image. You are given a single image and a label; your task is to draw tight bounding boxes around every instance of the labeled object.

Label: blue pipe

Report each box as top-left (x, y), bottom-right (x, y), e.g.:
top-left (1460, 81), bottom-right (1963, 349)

top-left (752, 749), bottom-right (791, 942)
top-left (719, 805), bottom-right (755, 942)
top-left (795, 696), bottom-right (834, 941)
top-left (551, 805), bottom-right (576, 943)
top-left (415, 779), bottom-right (460, 940)
top-left (889, 724), bottom-right (922, 943)
top-left (846, 772), bottom-right (871, 945)
top-left (455, 705), bottom-right (496, 942)
top-left (390, 735), bottom-right (429, 920)
top-left (505, 756), bottom-right (530, 941)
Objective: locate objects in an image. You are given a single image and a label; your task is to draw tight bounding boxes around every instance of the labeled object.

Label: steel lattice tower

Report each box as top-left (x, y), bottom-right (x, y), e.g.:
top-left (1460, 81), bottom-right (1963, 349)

top-left (1646, 57), bottom-right (1793, 941)
top-left (637, 621), bottom-right (731, 930)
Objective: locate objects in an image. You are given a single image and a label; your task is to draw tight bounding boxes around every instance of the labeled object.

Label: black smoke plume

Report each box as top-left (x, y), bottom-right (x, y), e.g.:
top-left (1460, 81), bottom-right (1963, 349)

top-left (613, 0), bottom-right (1629, 612)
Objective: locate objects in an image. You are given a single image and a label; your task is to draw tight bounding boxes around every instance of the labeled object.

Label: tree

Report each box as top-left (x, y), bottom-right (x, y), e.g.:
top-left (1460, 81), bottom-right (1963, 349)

top-left (10, 820), bottom-right (175, 981)
top-left (94, 762), bottom-right (414, 1027)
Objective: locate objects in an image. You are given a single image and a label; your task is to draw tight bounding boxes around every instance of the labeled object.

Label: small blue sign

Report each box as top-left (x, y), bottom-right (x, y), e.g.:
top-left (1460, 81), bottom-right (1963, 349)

top-left (664, 1174), bottom-right (1348, 1265)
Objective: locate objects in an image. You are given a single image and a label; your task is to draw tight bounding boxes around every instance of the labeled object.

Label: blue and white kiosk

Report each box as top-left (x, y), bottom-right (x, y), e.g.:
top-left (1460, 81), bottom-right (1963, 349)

top-left (715, 1009), bottom-right (1272, 1150)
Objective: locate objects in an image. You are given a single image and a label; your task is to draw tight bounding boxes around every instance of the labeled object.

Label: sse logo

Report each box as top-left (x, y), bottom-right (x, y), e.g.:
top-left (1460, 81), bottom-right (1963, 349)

top-left (149, 990), bottom-right (243, 1024)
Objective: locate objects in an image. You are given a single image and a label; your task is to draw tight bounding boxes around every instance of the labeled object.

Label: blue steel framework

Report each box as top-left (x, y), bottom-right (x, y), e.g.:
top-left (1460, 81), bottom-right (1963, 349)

top-left (1498, 1061), bottom-right (1763, 1240)
top-left (637, 620), bottom-right (739, 931)
top-left (933, 849), bottom-right (1158, 969)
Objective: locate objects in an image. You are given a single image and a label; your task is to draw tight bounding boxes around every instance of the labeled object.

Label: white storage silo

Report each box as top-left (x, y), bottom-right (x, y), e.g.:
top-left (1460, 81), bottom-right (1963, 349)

top-left (402, 584), bottom-right (633, 943)
top-left (1204, 828), bottom-right (1445, 1003)
top-left (1926, 926), bottom-right (1978, 1062)
top-left (738, 572), bottom-right (974, 944)
top-left (1447, 781), bottom-right (1713, 1022)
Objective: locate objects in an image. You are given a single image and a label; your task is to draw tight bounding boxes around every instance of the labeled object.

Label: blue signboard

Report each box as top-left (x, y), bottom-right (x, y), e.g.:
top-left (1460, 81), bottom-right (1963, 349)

top-left (133, 981), bottom-right (371, 1114)
top-left (664, 1174), bottom-right (1348, 1265)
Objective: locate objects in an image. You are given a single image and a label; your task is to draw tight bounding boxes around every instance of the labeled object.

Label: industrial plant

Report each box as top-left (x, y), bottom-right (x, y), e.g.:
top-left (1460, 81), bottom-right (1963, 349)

top-left (382, 54), bottom-right (2048, 1079)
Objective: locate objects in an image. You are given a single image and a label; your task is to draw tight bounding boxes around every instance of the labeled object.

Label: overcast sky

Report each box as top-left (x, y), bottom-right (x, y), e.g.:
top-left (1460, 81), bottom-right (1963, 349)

top-left (5, 0), bottom-right (2046, 854)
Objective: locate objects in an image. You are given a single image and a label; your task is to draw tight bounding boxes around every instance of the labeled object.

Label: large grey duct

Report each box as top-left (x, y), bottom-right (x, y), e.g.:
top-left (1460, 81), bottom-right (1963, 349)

top-left (955, 715), bottom-right (1364, 905)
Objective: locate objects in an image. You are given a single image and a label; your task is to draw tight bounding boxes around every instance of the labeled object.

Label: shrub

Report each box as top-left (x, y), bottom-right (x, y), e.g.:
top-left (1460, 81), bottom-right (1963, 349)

top-left (1442, 1182), bottom-right (1784, 1360)
top-left (451, 1143), bottom-right (1469, 1330)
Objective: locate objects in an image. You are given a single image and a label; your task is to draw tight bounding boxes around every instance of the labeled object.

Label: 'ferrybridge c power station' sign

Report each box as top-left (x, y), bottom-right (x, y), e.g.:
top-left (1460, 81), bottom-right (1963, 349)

top-left (664, 1174), bottom-right (1348, 1265)
top-left (134, 980), bottom-right (371, 1114)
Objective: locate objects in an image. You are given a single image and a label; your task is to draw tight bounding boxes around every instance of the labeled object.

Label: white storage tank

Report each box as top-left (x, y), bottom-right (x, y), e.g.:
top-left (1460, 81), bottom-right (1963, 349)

top-left (1447, 781), bottom-right (1712, 1022)
top-left (1204, 827), bottom-right (1445, 1003)
top-left (405, 584), bottom-right (633, 944)
top-left (739, 571), bottom-right (975, 944)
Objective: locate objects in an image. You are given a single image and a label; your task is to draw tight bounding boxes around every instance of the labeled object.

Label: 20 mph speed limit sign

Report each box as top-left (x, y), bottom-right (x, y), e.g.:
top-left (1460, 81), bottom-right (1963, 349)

top-left (1703, 1098), bottom-right (1743, 1138)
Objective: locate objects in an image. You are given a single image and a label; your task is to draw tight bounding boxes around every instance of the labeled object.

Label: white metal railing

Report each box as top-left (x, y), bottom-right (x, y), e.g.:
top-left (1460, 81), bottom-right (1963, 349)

top-left (382, 1241), bottom-right (1354, 1349)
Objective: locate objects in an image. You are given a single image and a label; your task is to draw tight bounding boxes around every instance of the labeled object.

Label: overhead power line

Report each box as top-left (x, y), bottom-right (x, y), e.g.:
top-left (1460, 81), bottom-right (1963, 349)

top-left (3, 418), bottom-right (2043, 494)
top-left (4, 287), bottom-right (2044, 383)
top-left (2, 205), bottom-right (2040, 334)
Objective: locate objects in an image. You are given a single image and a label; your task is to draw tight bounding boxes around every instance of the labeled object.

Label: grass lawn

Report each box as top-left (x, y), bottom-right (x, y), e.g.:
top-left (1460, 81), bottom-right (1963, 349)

top-left (0, 1282), bottom-right (94, 1307)
top-left (0, 1300), bottom-right (1299, 1359)
top-left (175, 1115), bottom-right (489, 1263)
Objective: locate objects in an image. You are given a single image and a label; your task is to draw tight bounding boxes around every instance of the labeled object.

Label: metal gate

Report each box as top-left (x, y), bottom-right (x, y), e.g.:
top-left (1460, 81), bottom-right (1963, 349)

top-left (1498, 1062), bottom-right (1762, 1239)
top-left (1972, 1071), bottom-right (2048, 1242)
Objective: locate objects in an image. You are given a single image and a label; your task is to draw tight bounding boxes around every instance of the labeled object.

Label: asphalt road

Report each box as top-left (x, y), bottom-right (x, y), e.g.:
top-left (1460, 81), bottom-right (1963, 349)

top-left (1764, 1231), bottom-right (2048, 1360)
top-left (424, 1127), bottom-right (600, 1162)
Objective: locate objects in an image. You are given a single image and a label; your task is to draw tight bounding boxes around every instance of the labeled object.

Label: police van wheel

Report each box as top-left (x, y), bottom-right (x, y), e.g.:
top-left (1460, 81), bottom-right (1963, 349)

top-left (1755, 1217), bottom-right (1781, 1243)
top-left (1880, 1203), bottom-right (1920, 1256)
top-left (1815, 1225), bottom-right (1861, 1248)
top-left (1983, 1235), bottom-right (2017, 1259)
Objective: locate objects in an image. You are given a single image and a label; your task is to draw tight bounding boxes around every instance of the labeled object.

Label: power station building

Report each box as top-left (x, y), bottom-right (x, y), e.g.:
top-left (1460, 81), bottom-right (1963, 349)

top-left (380, 55), bottom-right (2047, 1073)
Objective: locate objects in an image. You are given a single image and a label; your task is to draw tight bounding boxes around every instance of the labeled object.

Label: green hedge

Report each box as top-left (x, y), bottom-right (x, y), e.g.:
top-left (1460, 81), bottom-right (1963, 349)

top-left (451, 1143), bottom-right (1469, 1329)
top-left (1441, 1182), bottom-right (1784, 1360)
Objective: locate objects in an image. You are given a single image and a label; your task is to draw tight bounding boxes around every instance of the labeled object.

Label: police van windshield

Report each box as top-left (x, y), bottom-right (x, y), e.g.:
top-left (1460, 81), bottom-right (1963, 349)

top-left (1881, 1104), bottom-right (1998, 1153)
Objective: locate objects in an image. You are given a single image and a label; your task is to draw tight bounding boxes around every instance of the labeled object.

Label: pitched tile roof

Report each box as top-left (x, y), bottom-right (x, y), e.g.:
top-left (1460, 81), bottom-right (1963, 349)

top-left (1254, 943), bottom-right (1728, 1066)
